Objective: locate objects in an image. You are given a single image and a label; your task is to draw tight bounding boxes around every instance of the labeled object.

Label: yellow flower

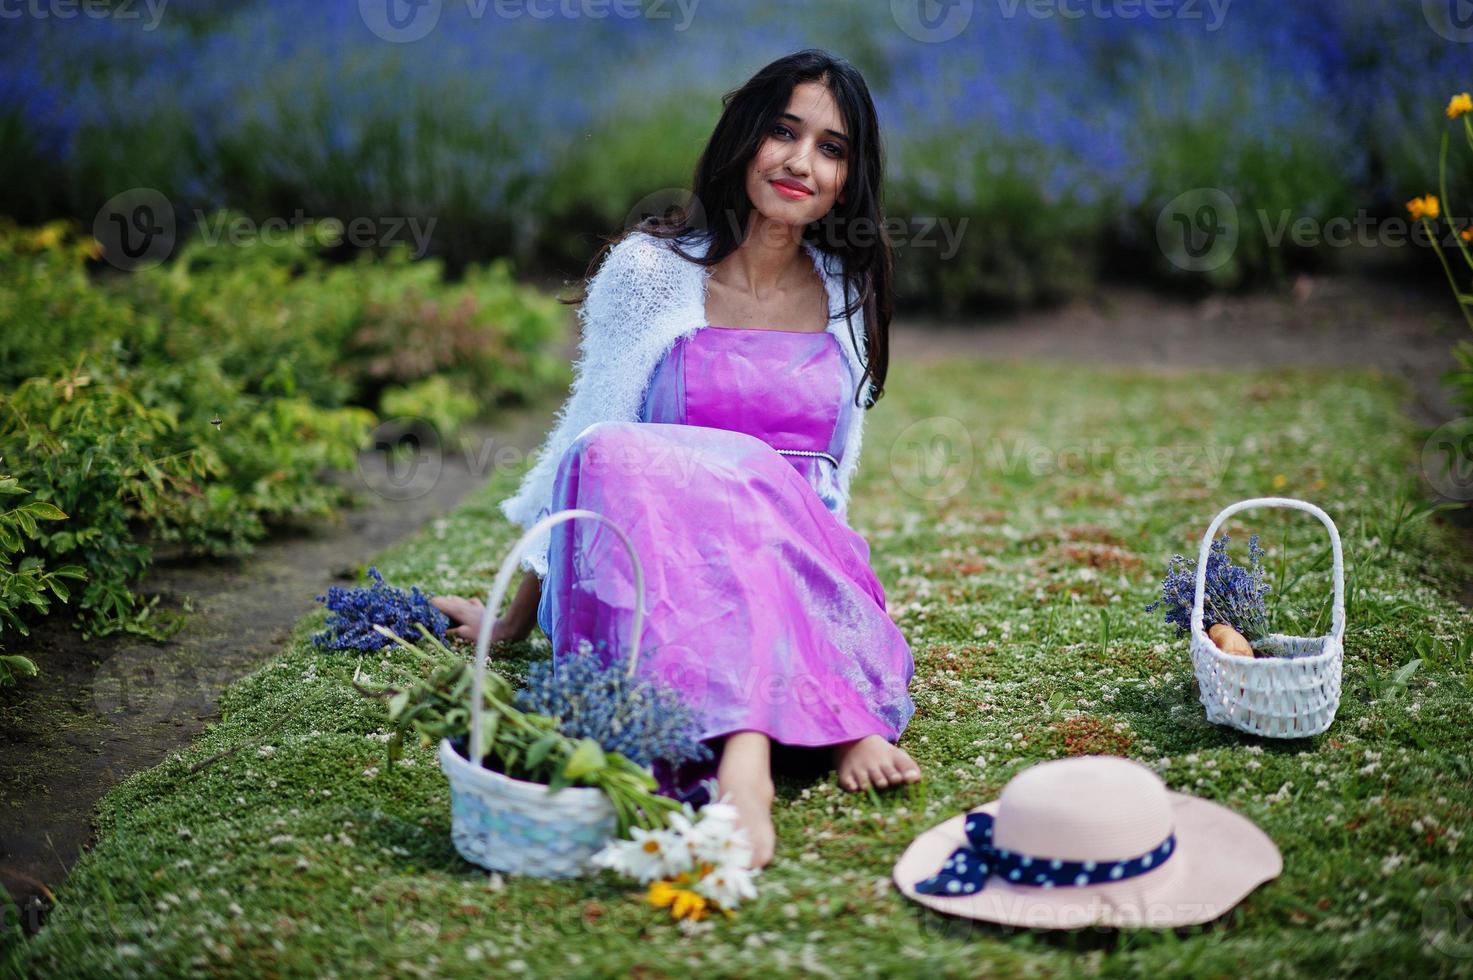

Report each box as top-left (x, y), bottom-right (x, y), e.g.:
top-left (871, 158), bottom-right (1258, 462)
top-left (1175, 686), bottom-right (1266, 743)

top-left (1271, 474), bottom-right (1287, 490)
top-left (1448, 92), bottom-right (1473, 119)
top-left (645, 880), bottom-right (708, 921)
top-left (30, 225), bottom-right (63, 250)
top-left (1406, 195), bottom-right (1440, 221)
top-left (1462, 227), bottom-right (1473, 243)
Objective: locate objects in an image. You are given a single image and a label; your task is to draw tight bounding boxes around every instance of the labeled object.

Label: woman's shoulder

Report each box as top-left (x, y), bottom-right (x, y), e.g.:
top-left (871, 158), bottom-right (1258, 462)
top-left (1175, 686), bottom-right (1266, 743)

top-left (600, 228), bottom-right (708, 278)
top-left (578, 230), bottom-right (704, 345)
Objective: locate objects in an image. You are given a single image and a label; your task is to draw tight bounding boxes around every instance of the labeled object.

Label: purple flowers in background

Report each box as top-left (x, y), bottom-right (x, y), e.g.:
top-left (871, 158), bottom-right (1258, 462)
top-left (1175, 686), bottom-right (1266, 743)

top-left (1146, 533), bottom-right (1272, 640)
top-left (311, 566), bottom-right (449, 653)
top-left (514, 637), bottom-right (713, 776)
top-left (0, 0), bottom-right (1458, 231)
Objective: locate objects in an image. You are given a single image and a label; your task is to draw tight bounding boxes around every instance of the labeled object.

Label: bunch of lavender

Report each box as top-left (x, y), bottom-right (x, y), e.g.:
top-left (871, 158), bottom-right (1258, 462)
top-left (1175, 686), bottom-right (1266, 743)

top-left (1145, 533), bottom-right (1272, 640)
top-left (514, 637), bottom-right (713, 773)
top-left (311, 566), bottom-right (449, 652)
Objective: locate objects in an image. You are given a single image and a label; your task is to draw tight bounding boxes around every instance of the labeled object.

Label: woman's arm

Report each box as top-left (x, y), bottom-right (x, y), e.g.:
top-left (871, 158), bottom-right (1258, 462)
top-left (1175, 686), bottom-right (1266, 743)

top-left (497, 231), bottom-right (664, 578)
top-left (504, 570), bottom-right (543, 639)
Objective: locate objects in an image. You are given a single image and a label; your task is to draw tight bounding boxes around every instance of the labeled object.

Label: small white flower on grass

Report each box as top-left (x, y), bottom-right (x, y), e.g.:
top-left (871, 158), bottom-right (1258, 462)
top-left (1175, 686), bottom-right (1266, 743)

top-left (695, 864), bottom-right (758, 908)
top-left (362, 767), bottom-right (379, 779)
top-left (257, 746), bottom-right (276, 758)
top-left (591, 826), bottom-right (689, 884)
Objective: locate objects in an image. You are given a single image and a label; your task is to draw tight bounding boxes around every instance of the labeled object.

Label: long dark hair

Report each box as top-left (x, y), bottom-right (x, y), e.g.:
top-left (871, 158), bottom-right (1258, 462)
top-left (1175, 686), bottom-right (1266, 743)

top-left (563, 48), bottom-right (893, 410)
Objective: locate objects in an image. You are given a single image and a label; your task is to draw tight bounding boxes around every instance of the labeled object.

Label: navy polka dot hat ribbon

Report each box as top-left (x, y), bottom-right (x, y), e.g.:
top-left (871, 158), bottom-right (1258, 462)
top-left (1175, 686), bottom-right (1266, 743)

top-left (913, 810), bottom-right (1177, 897)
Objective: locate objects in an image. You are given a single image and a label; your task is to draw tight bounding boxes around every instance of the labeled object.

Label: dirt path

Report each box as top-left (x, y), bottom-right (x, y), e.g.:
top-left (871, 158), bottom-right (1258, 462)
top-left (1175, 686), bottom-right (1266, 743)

top-left (0, 405), bottom-right (555, 931)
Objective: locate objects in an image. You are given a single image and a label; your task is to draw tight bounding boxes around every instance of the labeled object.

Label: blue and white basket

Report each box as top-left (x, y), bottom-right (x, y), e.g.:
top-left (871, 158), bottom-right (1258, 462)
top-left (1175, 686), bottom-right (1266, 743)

top-left (1189, 497), bottom-right (1346, 739)
top-left (438, 508), bottom-right (646, 878)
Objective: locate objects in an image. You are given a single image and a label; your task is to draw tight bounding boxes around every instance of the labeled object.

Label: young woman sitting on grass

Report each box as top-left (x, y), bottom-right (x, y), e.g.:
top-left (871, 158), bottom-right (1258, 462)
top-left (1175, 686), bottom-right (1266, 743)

top-left (433, 48), bottom-right (919, 869)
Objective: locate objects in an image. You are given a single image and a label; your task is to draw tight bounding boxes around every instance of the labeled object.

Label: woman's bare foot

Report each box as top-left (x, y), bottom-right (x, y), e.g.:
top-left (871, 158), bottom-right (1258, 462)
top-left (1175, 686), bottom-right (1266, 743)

top-left (714, 731), bottom-right (777, 869)
top-left (834, 735), bottom-right (922, 792)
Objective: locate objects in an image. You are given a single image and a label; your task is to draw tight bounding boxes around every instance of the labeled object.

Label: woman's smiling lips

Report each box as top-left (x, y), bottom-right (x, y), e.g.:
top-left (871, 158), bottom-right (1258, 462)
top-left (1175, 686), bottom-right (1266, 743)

top-left (771, 177), bottom-right (814, 200)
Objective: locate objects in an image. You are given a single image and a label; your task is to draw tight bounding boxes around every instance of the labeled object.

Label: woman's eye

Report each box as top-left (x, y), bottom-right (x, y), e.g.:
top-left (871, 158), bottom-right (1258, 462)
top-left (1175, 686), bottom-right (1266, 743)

top-left (772, 125), bottom-right (844, 158)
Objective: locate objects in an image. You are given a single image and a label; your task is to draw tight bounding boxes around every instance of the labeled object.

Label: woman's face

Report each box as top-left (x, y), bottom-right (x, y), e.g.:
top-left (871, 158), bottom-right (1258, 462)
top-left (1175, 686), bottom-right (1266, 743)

top-left (745, 81), bottom-right (850, 232)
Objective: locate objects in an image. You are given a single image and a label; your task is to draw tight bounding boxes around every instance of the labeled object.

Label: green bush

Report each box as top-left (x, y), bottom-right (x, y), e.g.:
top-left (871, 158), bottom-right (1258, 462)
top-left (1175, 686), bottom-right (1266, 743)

top-left (0, 472), bottom-right (84, 687)
top-left (0, 358), bottom-right (202, 641)
top-left (379, 376), bottom-right (481, 447)
top-left (0, 214), bottom-right (569, 660)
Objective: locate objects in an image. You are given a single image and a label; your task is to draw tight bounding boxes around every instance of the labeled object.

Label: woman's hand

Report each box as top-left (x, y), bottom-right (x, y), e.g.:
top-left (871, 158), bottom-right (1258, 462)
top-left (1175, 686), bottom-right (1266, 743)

top-left (429, 595), bottom-right (530, 645)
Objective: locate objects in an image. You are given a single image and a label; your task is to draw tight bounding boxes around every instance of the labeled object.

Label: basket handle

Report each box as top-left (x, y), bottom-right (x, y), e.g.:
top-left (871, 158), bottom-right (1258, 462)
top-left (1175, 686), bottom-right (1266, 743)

top-left (1190, 496), bottom-right (1344, 649)
top-left (468, 508), bottom-right (646, 769)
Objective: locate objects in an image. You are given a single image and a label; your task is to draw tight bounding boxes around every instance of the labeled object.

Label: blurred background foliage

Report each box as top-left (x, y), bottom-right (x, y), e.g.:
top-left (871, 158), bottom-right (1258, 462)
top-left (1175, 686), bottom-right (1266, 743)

top-left (2, 0), bottom-right (1468, 308)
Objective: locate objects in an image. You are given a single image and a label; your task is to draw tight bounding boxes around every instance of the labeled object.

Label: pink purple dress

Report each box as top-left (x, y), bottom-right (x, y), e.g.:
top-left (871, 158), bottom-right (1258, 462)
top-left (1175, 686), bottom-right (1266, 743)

top-left (535, 324), bottom-right (915, 791)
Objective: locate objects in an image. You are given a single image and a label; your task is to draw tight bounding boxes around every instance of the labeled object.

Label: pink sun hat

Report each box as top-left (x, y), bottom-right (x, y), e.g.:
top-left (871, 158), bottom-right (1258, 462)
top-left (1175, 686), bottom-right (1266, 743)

top-left (892, 755), bottom-right (1282, 929)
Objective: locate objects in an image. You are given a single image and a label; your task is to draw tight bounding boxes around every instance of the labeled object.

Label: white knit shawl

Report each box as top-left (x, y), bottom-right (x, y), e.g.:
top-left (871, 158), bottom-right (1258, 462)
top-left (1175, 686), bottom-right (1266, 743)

top-left (498, 229), bottom-right (875, 578)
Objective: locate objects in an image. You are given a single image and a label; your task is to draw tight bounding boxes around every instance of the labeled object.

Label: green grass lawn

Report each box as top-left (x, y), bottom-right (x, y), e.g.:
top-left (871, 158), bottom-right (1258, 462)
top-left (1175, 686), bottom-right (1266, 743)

top-left (9, 359), bottom-right (1473, 978)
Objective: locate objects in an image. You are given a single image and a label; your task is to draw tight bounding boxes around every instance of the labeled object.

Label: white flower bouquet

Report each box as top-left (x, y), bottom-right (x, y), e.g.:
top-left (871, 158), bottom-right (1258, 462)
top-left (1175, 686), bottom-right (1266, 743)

top-left (591, 798), bottom-right (761, 921)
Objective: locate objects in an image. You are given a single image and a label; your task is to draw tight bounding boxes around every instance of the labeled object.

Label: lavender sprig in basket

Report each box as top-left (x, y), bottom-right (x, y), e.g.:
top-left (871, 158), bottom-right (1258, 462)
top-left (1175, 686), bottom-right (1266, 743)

top-left (1146, 533), bottom-right (1272, 646)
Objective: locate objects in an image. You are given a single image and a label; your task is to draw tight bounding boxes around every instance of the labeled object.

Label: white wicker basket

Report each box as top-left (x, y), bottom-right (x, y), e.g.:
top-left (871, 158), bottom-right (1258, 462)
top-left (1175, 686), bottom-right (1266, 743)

top-left (438, 508), bottom-right (646, 878)
top-left (1188, 496), bottom-right (1346, 739)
